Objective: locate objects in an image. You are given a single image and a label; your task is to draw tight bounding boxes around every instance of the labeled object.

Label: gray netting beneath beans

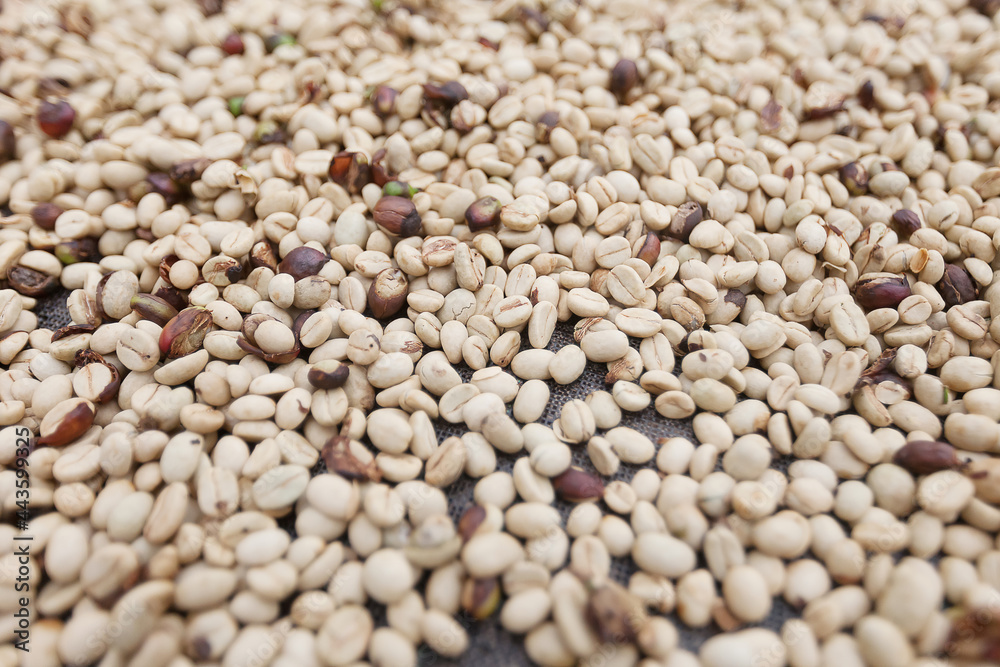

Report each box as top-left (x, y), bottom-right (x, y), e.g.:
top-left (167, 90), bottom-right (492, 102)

top-left (35, 290), bottom-right (798, 665)
top-left (34, 290), bottom-right (73, 331)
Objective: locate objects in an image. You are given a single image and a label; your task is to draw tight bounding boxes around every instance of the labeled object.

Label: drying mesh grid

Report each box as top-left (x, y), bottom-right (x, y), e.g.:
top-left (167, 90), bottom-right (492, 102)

top-left (34, 290), bottom-right (73, 331)
top-left (34, 290), bottom-right (799, 666)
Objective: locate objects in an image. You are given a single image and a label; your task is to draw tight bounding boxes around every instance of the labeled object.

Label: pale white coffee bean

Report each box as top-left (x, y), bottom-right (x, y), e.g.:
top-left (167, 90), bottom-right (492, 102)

top-left (722, 565), bottom-right (772, 622)
top-left (462, 532), bottom-right (524, 577)
top-left (363, 548), bottom-right (415, 604)
top-left (632, 532), bottom-right (697, 578)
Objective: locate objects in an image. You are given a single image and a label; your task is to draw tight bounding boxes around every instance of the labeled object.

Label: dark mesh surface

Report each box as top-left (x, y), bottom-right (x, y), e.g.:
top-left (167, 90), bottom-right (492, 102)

top-left (33, 290), bottom-right (799, 664)
top-left (34, 290), bottom-right (73, 331)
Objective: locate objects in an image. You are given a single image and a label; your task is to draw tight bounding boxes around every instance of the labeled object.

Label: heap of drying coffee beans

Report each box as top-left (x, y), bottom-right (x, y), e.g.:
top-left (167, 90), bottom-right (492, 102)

top-left (3, 0), bottom-right (1000, 665)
